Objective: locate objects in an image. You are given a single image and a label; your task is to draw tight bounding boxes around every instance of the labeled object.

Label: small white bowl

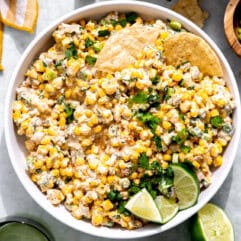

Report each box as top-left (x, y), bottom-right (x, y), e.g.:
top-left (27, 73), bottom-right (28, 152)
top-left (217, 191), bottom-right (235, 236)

top-left (4, 1), bottom-right (241, 239)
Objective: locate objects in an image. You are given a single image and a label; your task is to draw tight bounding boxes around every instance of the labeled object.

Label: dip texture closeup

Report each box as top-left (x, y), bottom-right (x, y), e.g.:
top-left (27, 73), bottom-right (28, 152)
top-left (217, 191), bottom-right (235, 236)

top-left (12, 12), bottom-right (235, 229)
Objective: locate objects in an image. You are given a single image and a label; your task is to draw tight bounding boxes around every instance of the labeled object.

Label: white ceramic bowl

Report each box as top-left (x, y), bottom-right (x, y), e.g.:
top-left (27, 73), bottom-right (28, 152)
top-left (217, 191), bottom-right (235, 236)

top-left (4, 1), bottom-right (241, 239)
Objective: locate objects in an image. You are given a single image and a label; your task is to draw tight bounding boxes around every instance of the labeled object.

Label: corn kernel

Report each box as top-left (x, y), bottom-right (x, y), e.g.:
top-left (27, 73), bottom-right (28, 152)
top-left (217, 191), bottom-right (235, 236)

top-left (92, 215), bottom-right (103, 226)
top-left (115, 24), bottom-right (123, 31)
top-left (51, 169), bottom-right (59, 177)
top-left (94, 125), bottom-right (102, 133)
top-left (210, 109), bottom-right (219, 117)
top-left (61, 185), bottom-right (73, 195)
top-left (65, 89), bottom-right (72, 99)
top-left (161, 161), bottom-right (169, 169)
top-left (59, 116), bottom-right (66, 129)
top-left (162, 121), bottom-right (172, 130)
top-left (102, 199), bottom-right (114, 211)
top-left (172, 71), bottom-right (183, 82)
top-left (40, 136), bottom-right (51, 145)
top-left (160, 31), bottom-right (169, 39)
top-left (31, 174), bottom-right (37, 182)
top-left (163, 154), bottom-right (172, 161)
top-left (213, 155), bottom-right (223, 167)
top-left (75, 157), bottom-right (85, 166)
top-left (34, 161), bottom-right (43, 169)
top-left (13, 111), bottom-right (21, 121)
top-left (130, 172), bottom-right (138, 180)
top-left (192, 161), bottom-right (200, 168)
top-left (88, 158), bottom-right (98, 170)
top-left (107, 175), bottom-right (115, 184)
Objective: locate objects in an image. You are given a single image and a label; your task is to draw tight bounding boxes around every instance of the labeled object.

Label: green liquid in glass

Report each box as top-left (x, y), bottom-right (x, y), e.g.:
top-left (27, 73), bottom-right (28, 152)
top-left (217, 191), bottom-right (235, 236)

top-left (0, 222), bottom-right (49, 241)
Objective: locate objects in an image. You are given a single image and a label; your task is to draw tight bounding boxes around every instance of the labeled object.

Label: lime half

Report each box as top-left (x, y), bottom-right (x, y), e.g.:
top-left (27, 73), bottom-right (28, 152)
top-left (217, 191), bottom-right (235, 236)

top-left (172, 164), bottom-right (200, 210)
top-left (125, 188), bottom-right (162, 223)
top-left (155, 195), bottom-right (179, 223)
top-left (191, 203), bottom-right (234, 241)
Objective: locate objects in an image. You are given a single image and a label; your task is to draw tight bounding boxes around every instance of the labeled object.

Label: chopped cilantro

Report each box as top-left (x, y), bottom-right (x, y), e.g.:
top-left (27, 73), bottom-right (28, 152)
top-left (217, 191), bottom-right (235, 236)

top-left (136, 111), bottom-right (160, 133)
top-left (65, 43), bottom-right (78, 60)
top-left (57, 95), bottom-right (64, 104)
top-left (163, 86), bottom-right (174, 101)
top-left (158, 175), bottom-right (173, 195)
top-left (85, 38), bottom-right (95, 48)
top-left (150, 161), bottom-right (162, 172)
top-left (147, 93), bottom-right (161, 108)
top-left (210, 116), bottom-right (224, 128)
top-left (179, 112), bottom-right (185, 121)
top-left (117, 201), bottom-right (130, 216)
top-left (35, 169), bottom-right (42, 174)
top-left (152, 135), bottom-right (162, 152)
top-left (64, 103), bottom-right (75, 124)
top-left (119, 18), bottom-right (127, 27)
top-left (110, 19), bottom-right (118, 26)
top-left (172, 128), bottom-right (189, 144)
top-left (150, 75), bottom-right (160, 85)
top-left (42, 61), bottom-right (47, 67)
top-left (85, 55), bottom-right (97, 65)
top-left (93, 42), bottom-right (104, 52)
top-left (179, 79), bottom-right (185, 87)
top-left (138, 153), bottom-right (149, 169)
top-left (64, 177), bottom-right (72, 183)
top-left (126, 12), bottom-right (138, 23)
top-left (180, 145), bottom-right (191, 154)
top-left (107, 189), bottom-right (123, 202)
top-left (54, 60), bottom-right (62, 68)
top-left (187, 86), bottom-right (195, 90)
top-left (128, 185), bottom-right (141, 195)
top-left (129, 91), bottom-right (148, 105)
top-left (98, 29), bottom-right (110, 37)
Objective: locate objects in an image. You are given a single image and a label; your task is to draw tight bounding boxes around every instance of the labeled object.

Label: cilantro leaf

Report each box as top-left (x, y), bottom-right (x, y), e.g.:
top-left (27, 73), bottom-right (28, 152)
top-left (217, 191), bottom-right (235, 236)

top-left (150, 75), bottom-right (160, 85)
top-left (85, 55), bottom-right (97, 65)
top-left (85, 38), bottom-right (95, 48)
top-left (210, 116), bottom-right (224, 128)
top-left (138, 153), bottom-right (149, 169)
top-left (65, 43), bottom-right (78, 60)
top-left (136, 111), bottom-right (160, 133)
top-left (172, 128), bottom-right (189, 144)
top-left (152, 135), bottom-right (162, 152)
top-left (126, 12), bottom-right (138, 23)
top-left (117, 201), bottom-right (130, 216)
top-left (163, 86), bottom-right (174, 101)
top-left (147, 93), bottom-right (161, 108)
top-left (119, 18), bottom-right (127, 27)
top-left (64, 103), bottom-right (75, 124)
top-left (98, 29), bottom-right (110, 37)
top-left (180, 145), bottom-right (191, 154)
top-left (55, 60), bottom-right (63, 68)
top-left (129, 91), bottom-right (148, 105)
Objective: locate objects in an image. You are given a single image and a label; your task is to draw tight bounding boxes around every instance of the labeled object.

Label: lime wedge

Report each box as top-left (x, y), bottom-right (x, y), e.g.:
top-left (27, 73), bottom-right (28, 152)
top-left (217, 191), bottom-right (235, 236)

top-left (191, 203), bottom-right (234, 241)
top-left (155, 195), bottom-right (179, 223)
top-left (172, 164), bottom-right (200, 210)
top-left (125, 188), bottom-right (162, 223)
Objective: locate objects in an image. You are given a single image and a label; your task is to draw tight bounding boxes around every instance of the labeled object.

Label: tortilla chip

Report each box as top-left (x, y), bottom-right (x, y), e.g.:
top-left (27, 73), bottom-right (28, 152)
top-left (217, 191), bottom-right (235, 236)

top-left (163, 32), bottom-right (223, 77)
top-left (95, 24), bottom-right (160, 73)
top-left (172, 0), bottom-right (208, 28)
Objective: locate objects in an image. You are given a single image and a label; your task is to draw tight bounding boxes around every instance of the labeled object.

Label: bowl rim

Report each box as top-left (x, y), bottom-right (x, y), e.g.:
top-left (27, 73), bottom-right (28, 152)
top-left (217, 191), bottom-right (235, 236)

top-left (4, 0), bottom-right (241, 239)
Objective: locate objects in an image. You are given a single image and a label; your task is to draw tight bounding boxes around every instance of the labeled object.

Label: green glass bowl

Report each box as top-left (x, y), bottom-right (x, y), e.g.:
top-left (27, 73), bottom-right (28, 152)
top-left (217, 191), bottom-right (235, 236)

top-left (0, 217), bottom-right (54, 241)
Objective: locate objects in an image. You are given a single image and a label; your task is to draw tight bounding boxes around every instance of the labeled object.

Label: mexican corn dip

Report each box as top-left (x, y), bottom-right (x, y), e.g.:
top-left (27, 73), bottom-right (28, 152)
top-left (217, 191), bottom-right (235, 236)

top-left (12, 12), bottom-right (235, 229)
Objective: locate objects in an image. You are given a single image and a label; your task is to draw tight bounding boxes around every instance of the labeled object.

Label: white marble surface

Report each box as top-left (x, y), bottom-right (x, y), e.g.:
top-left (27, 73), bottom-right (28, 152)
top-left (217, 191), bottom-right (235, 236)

top-left (0, 0), bottom-right (241, 240)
